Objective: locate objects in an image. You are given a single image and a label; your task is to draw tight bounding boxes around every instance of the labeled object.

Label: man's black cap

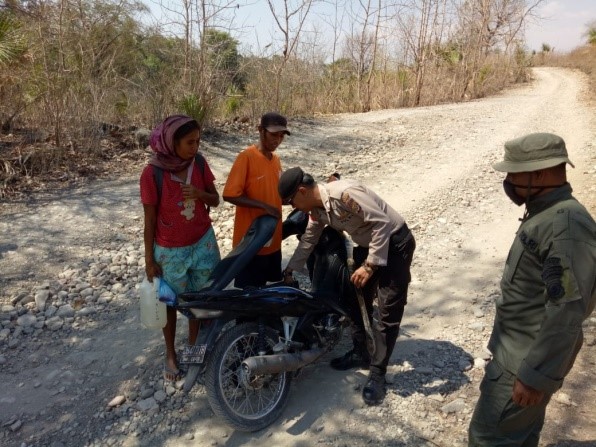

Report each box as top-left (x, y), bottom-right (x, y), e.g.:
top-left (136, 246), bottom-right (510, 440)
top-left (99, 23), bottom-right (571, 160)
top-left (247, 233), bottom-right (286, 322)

top-left (260, 112), bottom-right (291, 135)
top-left (278, 167), bottom-right (304, 204)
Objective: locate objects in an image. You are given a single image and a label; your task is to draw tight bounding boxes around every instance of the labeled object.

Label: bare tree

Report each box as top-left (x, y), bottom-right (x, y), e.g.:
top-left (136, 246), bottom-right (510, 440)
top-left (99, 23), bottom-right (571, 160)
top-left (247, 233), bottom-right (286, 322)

top-left (455, 0), bottom-right (546, 98)
top-left (342, 0), bottom-right (390, 112)
top-left (319, 0), bottom-right (348, 113)
top-left (265, 0), bottom-right (317, 109)
top-left (151, 0), bottom-right (239, 121)
top-left (394, 0), bottom-right (448, 106)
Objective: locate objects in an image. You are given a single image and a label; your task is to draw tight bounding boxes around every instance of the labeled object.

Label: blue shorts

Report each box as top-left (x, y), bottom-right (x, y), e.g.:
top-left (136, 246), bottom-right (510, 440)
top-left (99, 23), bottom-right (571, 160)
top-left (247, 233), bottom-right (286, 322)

top-left (154, 227), bottom-right (220, 299)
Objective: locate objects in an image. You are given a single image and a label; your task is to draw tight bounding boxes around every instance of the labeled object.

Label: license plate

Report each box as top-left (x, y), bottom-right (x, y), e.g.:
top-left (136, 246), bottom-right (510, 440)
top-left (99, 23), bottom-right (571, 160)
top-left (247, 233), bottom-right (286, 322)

top-left (179, 344), bottom-right (207, 364)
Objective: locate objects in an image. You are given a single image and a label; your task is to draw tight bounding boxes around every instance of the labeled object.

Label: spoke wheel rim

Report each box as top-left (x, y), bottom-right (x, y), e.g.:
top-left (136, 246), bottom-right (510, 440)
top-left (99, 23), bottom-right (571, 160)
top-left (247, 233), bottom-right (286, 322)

top-left (218, 332), bottom-right (287, 420)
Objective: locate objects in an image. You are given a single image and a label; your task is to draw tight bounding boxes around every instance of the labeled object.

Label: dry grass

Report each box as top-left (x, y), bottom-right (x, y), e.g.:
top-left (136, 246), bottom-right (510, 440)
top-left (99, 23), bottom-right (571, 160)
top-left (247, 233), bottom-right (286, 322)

top-left (537, 45), bottom-right (596, 99)
top-left (538, 45), bottom-right (596, 215)
top-left (0, 129), bottom-right (144, 199)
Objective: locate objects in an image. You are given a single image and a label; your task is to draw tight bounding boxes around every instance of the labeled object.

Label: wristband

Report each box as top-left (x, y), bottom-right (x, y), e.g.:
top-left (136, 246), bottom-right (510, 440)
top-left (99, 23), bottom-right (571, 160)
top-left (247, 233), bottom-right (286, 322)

top-left (363, 262), bottom-right (377, 274)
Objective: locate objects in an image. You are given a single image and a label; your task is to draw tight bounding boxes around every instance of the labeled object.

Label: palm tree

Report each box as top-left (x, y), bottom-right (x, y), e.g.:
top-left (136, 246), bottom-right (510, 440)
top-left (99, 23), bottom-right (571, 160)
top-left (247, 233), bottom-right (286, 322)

top-left (0, 11), bottom-right (25, 66)
top-left (585, 21), bottom-right (596, 46)
top-left (0, 11), bottom-right (27, 132)
top-left (588, 28), bottom-right (596, 46)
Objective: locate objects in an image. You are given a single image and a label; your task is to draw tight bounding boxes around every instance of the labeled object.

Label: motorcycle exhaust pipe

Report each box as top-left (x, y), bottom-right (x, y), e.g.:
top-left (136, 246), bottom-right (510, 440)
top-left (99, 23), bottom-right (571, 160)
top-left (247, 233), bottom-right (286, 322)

top-left (242, 347), bottom-right (325, 376)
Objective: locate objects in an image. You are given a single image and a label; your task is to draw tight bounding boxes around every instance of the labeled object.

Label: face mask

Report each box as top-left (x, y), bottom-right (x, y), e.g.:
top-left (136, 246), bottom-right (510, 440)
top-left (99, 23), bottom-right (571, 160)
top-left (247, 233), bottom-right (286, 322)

top-left (503, 180), bottom-right (526, 206)
top-left (503, 179), bottom-right (567, 207)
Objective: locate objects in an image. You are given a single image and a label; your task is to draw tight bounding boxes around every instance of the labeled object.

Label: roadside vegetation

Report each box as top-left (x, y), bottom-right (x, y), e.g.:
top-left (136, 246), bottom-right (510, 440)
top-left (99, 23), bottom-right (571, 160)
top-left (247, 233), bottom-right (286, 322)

top-left (0, 0), bottom-right (553, 197)
top-left (533, 20), bottom-right (596, 97)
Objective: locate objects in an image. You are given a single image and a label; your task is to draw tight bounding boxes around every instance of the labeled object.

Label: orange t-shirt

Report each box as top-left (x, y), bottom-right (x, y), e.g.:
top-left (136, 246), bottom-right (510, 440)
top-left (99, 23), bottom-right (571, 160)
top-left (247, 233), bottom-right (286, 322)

top-left (223, 145), bottom-right (282, 255)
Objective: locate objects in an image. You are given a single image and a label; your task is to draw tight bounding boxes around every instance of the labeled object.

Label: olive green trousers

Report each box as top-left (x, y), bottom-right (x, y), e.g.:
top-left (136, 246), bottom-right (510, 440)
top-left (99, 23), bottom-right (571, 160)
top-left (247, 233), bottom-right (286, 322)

top-left (468, 360), bottom-right (551, 447)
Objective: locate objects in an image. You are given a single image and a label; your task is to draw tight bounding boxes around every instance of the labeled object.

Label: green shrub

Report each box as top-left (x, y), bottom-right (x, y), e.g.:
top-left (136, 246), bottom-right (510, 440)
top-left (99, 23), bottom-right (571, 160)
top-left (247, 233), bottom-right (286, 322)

top-left (178, 94), bottom-right (206, 122)
top-left (224, 86), bottom-right (243, 116)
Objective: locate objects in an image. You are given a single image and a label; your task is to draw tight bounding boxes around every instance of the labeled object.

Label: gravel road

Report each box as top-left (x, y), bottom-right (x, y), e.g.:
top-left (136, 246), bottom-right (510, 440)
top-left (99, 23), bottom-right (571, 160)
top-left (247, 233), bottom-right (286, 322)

top-left (1, 66), bottom-right (595, 447)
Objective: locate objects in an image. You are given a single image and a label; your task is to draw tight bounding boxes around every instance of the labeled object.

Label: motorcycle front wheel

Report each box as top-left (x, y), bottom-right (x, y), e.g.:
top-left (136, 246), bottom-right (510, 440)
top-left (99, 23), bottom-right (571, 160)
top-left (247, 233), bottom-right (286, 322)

top-left (204, 322), bottom-right (292, 432)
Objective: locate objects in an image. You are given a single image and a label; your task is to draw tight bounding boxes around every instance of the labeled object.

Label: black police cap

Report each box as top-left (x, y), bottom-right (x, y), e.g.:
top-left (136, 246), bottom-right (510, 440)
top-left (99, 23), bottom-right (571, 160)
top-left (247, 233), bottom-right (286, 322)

top-left (278, 167), bottom-right (304, 204)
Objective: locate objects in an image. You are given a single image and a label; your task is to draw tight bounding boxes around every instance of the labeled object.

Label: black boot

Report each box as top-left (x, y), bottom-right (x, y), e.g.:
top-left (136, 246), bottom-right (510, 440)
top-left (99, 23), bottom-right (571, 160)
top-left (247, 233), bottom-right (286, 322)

top-left (330, 349), bottom-right (370, 371)
top-left (362, 373), bottom-right (386, 405)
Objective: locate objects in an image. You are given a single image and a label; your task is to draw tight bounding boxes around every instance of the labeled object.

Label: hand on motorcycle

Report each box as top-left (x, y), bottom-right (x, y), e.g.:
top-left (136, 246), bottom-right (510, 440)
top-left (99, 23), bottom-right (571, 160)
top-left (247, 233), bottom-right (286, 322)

top-left (282, 268), bottom-right (295, 284)
top-left (351, 266), bottom-right (373, 288)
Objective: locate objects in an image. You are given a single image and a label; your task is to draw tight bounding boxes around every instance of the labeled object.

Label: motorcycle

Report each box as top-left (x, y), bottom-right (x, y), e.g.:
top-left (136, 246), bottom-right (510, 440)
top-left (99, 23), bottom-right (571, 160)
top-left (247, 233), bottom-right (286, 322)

top-left (175, 210), bottom-right (361, 432)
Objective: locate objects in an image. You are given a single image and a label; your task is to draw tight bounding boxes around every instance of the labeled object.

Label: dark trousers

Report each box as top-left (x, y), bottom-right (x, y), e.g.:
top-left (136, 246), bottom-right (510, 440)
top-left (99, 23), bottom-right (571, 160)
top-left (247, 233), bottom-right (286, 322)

top-left (351, 225), bottom-right (415, 377)
top-left (234, 250), bottom-right (282, 288)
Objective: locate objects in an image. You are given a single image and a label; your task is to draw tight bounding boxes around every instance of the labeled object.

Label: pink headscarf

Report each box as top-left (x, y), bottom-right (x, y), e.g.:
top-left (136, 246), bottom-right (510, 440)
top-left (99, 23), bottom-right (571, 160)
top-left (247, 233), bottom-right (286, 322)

top-left (149, 115), bottom-right (197, 172)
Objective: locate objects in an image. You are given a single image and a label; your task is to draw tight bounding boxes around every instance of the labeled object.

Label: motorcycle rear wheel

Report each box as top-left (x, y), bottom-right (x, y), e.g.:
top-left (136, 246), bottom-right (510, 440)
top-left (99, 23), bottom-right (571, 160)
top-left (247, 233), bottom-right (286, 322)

top-left (204, 322), bottom-right (292, 432)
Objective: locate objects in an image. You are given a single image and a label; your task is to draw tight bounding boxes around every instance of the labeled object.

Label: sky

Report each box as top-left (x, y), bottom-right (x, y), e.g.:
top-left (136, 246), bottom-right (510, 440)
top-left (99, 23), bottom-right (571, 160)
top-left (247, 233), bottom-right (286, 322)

top-left (524, 0), bottom-right (596, 52)
top-left (148, 0), bottom-right (596, 55)
top-left (230, 0), bottom-right (596, 55)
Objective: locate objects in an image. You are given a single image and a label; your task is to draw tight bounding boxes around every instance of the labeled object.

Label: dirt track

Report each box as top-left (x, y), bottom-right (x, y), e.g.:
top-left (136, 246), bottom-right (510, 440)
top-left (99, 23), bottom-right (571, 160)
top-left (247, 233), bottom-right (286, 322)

top-left (1, 67), bottom-right (595, 447)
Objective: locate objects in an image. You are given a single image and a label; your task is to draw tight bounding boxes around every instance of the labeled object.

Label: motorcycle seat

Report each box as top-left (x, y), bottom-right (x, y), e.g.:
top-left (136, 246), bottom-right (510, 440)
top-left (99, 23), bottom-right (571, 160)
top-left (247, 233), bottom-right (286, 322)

top-left (200, 215), bottom-right (278, 292)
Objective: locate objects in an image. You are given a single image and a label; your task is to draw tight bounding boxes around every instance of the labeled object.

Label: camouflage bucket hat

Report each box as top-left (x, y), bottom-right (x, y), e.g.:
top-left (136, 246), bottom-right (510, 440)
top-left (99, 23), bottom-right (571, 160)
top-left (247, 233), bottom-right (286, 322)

top-left (493, 133), bottom-right (575, 173)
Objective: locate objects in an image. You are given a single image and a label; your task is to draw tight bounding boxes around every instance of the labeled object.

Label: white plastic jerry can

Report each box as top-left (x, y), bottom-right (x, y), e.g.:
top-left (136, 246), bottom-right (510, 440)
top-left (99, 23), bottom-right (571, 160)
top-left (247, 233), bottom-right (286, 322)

top-left (139, 277), bottom-right (167, 329)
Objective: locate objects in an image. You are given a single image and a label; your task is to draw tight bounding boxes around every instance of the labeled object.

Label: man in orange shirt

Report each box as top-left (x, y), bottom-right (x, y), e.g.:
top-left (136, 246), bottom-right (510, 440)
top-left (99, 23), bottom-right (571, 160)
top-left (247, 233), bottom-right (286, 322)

top-left (223, 112), bottom-right (290, 287)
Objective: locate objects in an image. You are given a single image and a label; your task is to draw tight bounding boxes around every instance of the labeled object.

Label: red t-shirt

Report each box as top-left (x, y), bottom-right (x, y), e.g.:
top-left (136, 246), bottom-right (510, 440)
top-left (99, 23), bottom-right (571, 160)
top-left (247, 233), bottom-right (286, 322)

top-left (140, 159), bottom-right (215, 247)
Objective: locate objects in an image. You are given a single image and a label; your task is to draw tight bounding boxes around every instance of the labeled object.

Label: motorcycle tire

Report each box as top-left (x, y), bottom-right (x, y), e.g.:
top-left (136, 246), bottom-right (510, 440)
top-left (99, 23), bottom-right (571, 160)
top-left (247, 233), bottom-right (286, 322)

top-left (182, 320), bottom-right (213, 393)
top-left (204, 322), bottom-right (292, 432)
top-left (182, 364), bottom-right (202, 394)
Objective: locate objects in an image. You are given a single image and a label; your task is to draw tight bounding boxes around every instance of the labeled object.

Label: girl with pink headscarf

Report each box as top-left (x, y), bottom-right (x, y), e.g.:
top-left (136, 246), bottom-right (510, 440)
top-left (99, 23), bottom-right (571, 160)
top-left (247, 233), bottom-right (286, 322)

top-left (140, 115), bottom-right (221, 382)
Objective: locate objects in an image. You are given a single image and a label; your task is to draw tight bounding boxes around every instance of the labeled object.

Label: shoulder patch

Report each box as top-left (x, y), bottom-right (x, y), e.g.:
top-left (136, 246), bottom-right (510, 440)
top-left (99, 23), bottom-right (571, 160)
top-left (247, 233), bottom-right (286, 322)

top-left (341, 191), bottom-right (361, 214)
top-left (542, 257), bottom-right (565, 300)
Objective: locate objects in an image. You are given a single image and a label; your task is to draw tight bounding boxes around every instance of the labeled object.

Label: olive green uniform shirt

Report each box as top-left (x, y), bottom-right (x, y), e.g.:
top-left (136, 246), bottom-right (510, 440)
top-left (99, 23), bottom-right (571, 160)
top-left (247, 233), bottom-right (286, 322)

top-left (489, 184), bottom-right (596, 394)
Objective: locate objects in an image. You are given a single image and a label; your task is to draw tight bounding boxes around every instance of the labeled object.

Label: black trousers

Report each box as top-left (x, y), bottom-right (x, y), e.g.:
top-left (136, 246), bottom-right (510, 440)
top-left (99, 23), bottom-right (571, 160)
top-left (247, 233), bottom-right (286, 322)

top-left (234, 250), bottom-right (282, 288)
top-left (351, 225), bottom-right (415, 377)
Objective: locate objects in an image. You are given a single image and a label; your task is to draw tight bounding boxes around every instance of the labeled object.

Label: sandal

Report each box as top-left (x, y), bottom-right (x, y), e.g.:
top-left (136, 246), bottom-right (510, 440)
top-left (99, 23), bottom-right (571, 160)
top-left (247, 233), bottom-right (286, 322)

top-left (163, 363), bottom-right (185, 382)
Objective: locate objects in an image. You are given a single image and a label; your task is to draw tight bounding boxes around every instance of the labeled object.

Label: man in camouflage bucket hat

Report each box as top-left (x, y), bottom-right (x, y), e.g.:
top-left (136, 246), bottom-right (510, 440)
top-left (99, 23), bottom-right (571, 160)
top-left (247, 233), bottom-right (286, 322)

top-left (468, 133), bottom-right (596, 446)
top-left (492, 132), bottom-right (574, 173)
